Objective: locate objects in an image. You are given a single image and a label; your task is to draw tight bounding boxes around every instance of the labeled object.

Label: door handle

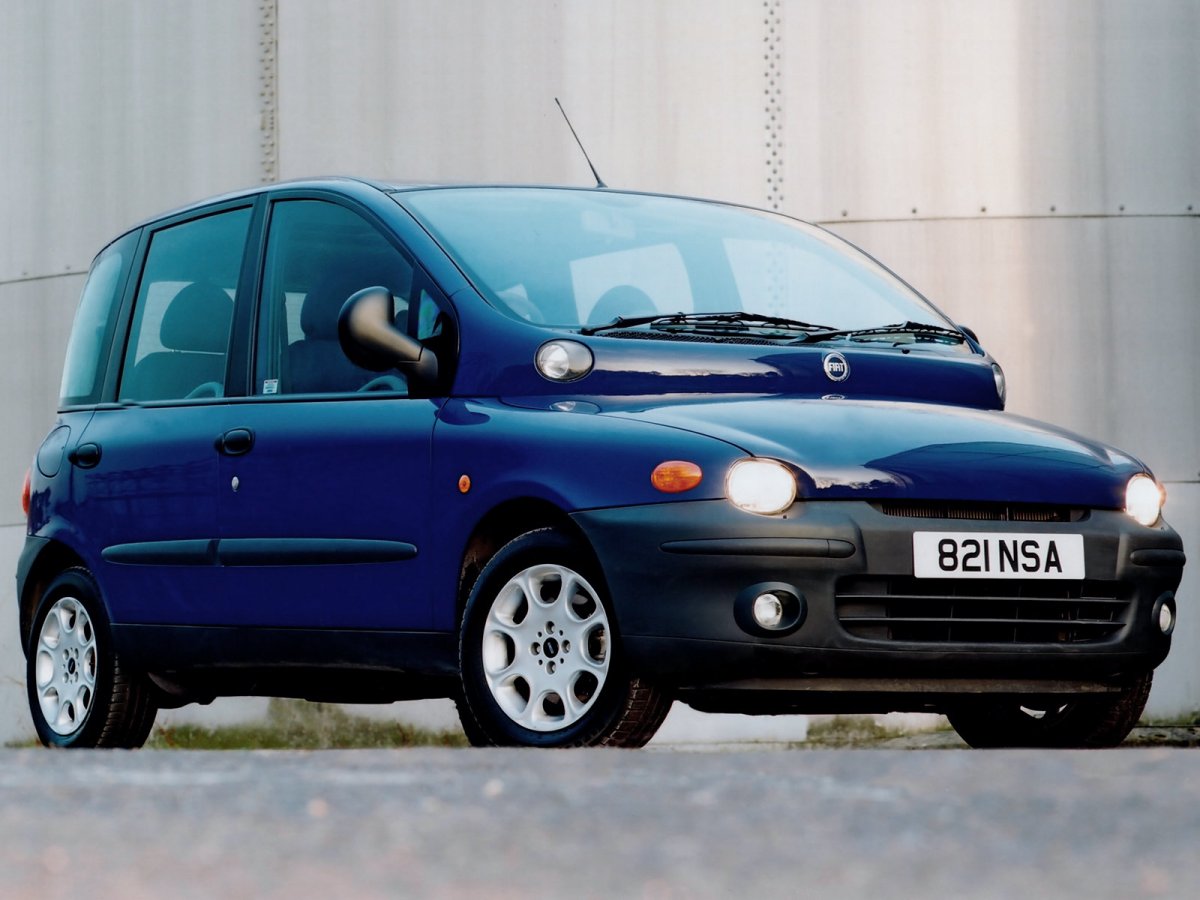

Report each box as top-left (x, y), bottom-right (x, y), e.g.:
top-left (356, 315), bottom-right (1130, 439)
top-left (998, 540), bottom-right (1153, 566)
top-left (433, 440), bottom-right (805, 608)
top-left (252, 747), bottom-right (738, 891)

top-left (67, 442), bottom-right (102, 469)
top-left (215, 428), bottom-right (255, 456)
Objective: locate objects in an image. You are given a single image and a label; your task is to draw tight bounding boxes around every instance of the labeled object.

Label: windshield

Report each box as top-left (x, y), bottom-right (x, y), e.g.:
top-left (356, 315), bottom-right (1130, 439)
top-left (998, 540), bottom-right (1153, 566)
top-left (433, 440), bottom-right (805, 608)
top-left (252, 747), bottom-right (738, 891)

top-left (397, 187), bottom-right (951, 336)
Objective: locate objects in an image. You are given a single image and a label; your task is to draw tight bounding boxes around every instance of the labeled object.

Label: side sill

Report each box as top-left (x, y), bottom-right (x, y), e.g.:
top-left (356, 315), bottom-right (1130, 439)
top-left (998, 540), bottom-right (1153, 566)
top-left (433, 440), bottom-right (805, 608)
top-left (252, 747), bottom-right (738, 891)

top-left (111, 623), bottom-right (457, 676)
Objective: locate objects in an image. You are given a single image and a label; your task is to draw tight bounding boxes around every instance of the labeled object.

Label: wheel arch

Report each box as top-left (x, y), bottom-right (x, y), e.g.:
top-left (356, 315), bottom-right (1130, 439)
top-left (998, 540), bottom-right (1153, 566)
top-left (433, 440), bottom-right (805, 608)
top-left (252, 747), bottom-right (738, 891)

top-left (18, 539), bottom-right (90, 654)
top-left (456, 497), bottom-right (599, 620)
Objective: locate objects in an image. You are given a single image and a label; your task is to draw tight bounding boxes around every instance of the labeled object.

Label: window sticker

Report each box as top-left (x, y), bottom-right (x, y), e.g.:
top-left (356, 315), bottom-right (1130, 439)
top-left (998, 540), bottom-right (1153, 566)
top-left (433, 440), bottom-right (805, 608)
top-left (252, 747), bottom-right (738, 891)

top-left (263, 378), bottom-right (279, 395)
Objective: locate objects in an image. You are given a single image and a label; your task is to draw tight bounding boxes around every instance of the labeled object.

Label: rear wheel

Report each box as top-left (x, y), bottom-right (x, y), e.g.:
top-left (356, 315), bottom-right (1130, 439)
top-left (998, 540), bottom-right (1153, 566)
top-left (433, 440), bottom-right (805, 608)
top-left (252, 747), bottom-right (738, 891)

top-left (457, 529), bottom-right (670, 747)
top-left (26, 568), bottom-right (157, 748)
top-left (946, 674), bottom-right (1152, 749)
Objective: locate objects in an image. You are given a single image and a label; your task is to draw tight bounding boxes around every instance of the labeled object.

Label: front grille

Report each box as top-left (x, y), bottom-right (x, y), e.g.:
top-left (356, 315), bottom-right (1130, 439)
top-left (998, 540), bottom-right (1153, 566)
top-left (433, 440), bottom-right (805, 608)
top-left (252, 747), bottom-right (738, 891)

top-left (871, 501), bottom-right (1085, 523)
top-left (835, 576), bottom-right (1132, 644)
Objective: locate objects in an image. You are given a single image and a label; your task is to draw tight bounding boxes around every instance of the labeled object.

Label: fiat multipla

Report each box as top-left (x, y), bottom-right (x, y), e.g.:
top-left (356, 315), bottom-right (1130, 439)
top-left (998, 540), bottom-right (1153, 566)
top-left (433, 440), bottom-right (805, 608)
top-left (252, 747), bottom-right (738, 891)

top-left (17, 178), bottom-right (1184, 748)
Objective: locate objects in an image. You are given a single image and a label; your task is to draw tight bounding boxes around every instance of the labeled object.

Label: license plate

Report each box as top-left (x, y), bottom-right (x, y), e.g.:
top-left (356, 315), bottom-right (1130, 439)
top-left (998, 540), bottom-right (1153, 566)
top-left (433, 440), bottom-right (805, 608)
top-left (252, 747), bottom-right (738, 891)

top-left (912, 532), bottom-right (1084, 579)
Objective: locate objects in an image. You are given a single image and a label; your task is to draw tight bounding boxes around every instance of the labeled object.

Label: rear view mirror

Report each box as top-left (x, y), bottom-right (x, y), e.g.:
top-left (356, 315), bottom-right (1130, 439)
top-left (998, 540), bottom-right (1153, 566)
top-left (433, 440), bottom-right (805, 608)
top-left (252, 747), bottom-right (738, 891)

top-left (338, 287), bottom-right (438, 383)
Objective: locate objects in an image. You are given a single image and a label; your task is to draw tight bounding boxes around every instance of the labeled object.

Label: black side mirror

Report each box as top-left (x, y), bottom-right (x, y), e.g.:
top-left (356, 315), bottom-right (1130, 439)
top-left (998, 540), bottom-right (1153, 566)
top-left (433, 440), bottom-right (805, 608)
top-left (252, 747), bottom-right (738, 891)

top-left (957, 324), bottom-right (980, 345)
top-left (338, 287), bottom-right (438, 383)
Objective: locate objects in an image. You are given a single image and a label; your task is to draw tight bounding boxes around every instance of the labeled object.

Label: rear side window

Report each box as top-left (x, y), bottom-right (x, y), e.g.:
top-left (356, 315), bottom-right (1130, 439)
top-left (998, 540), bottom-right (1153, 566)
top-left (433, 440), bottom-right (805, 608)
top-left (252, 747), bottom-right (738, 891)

top-left (59, 232), bottom-right (137, 407)
top-left (119, 208), bottom-right (252, 402)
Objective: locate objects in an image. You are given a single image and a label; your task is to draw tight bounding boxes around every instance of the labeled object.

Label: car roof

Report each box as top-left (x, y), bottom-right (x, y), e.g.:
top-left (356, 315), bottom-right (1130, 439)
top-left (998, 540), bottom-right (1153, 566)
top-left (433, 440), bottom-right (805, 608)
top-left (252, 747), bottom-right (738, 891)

top-left (106, 178), bottom-right (798, 258)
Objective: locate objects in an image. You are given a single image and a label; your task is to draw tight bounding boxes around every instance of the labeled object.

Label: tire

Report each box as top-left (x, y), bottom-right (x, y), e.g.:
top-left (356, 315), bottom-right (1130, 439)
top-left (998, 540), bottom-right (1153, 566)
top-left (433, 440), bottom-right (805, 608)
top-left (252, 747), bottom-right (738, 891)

top-left (946, 673), bottom-right (1152, 749)
top-left (457, 528), bottom-right (671, 747)
top-left (26, 568), bottom-right (158, 748)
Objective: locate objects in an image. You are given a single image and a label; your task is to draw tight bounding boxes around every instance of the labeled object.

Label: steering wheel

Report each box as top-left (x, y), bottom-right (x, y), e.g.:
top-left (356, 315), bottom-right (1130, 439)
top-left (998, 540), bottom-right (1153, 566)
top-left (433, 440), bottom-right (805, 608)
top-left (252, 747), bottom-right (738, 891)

top-left (358, 375), bottom-right (407, 394)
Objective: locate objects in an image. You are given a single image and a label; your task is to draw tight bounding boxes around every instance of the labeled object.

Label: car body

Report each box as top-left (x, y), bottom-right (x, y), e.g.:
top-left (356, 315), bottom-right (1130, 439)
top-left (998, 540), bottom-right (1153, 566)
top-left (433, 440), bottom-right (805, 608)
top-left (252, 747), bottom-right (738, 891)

top-left (17, 178), bottom-right (1185, 748)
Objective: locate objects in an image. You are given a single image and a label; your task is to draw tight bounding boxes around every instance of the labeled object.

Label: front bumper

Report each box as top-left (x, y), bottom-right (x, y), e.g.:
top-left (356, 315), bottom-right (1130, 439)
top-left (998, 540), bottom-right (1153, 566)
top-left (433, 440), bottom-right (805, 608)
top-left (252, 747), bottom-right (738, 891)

top-left (572, 499), bottom-right (1184, 702)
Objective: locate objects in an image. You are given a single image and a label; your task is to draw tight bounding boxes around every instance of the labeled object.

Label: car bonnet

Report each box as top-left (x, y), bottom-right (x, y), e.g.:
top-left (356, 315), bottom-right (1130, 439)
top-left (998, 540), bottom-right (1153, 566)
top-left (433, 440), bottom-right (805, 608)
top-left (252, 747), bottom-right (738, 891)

top-left (599, 397), bottom-right (1145, 508)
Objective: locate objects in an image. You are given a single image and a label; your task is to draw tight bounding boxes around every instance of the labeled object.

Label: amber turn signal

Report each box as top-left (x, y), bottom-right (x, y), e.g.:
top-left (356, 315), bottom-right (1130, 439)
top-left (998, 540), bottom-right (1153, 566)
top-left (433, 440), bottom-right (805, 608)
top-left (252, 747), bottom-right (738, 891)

top-left (651, 461), bottom-right (703, 493)
top-left (21, 467), bottom-right (31, 518)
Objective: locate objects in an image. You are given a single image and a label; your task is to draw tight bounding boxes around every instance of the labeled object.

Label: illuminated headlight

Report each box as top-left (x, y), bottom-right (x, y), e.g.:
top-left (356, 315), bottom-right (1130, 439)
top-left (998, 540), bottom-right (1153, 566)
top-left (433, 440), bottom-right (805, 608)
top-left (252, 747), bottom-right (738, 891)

top-left (726, 459), bottom-right (797, 515)
top-left (535, 340), bottom-right (594, 382)
top-left (992, 363), bottom-right (1006, 407)
top-left (1125, 474), bottom-right (1164, 527)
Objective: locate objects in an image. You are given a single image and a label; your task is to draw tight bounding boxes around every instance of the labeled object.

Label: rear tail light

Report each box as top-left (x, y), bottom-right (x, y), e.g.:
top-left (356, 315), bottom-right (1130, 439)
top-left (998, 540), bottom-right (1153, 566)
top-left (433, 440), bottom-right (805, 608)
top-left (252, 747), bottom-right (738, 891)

top-left (21, 467), bottom-right (31, 518)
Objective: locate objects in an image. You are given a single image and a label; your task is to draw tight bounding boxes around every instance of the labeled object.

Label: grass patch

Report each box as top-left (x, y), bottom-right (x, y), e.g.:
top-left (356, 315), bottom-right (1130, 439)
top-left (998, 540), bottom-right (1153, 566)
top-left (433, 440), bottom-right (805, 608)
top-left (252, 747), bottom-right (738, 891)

top-left (801, 715), bottom-right (916, 748)
top-left (147, 699), bottom-right (468, 750)
top-left (1139, 712), bottom-right (1200, 728)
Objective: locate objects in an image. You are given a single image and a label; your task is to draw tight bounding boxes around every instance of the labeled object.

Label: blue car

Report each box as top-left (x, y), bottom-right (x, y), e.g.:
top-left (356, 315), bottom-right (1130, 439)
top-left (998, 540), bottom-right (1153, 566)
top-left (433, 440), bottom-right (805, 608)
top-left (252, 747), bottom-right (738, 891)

top-left (18, 179), bottom-right (1184, 748)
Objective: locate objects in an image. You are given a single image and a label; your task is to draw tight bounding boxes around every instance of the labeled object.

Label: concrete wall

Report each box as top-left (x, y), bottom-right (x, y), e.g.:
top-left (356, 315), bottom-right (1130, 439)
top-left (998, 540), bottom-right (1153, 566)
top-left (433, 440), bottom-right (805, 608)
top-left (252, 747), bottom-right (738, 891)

top-left (0, 0), bottom-right (1196, 742)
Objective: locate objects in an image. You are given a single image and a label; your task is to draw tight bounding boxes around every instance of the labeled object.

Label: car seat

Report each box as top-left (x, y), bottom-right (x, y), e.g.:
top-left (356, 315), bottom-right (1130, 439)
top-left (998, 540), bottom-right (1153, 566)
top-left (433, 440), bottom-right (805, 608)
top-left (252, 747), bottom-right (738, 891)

top-left (288, 271), bottom-right (388, 393)
top-left (122, 282), bottom-right (233, 401)
top-left (587, 284), bottom-right (658, 326)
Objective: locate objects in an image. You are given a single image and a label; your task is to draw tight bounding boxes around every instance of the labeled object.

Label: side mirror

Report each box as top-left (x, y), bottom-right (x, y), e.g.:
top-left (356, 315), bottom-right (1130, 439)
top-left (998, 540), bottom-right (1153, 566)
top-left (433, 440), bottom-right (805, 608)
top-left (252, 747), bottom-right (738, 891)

top-left (957, 324), bottom-right (980, 345)
top-left (338, 287), bottom-right (438, 383)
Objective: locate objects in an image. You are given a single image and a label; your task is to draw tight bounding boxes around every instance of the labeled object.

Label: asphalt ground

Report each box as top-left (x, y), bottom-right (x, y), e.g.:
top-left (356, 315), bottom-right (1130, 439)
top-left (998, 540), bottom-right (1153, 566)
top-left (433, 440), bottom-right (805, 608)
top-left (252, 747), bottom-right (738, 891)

top-left (1, 745), bottom-right (1198, 899)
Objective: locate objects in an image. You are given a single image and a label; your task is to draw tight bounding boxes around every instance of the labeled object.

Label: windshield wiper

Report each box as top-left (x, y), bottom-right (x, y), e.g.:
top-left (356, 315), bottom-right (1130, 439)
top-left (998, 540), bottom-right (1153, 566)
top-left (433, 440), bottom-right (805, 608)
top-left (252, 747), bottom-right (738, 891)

top-left (793, 320), bottom-right (967, 344)
top-left (581, 311), bottom-right (835, 336)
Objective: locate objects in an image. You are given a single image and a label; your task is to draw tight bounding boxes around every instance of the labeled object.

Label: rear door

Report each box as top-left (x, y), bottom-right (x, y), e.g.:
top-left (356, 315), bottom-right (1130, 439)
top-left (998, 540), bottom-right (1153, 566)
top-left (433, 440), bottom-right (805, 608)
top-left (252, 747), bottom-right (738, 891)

top-left (75, 204), bottom-right (254, 625)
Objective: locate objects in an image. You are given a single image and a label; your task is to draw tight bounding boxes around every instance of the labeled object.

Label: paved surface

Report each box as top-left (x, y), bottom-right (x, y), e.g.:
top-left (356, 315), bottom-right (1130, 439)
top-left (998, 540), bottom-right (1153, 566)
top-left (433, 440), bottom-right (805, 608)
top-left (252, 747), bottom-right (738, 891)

top-left (1, 747), bottom-right (1198, 899)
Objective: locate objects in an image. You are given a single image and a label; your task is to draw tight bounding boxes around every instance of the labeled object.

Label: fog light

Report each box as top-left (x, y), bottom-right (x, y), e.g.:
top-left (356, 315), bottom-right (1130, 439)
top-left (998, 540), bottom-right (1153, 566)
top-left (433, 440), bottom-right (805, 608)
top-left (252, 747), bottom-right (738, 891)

top-left (735, 583), bottom-right (806, 636)
top-left (1158, 601), bottom-right (1175, 635)
top-left (752, 593), bottom-right (785, 629)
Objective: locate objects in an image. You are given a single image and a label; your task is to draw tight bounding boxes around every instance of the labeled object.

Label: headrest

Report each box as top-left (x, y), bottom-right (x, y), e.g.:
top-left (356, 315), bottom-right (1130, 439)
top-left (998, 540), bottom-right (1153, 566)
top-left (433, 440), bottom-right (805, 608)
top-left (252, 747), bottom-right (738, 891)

top-left (302, 271), bottom-right (369, 340)
top-left (160, 282), bottom-right (234, 353)
top-left (588, 284), bottom-right (657, 325)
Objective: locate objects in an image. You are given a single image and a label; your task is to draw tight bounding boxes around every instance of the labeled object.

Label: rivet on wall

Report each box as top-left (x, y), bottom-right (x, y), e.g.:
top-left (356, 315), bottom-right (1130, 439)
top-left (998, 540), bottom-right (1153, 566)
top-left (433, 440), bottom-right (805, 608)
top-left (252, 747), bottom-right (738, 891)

top-left (259, 0), bottom-right (280, 183)
top-left (764, 1), bottom-right (783, 212)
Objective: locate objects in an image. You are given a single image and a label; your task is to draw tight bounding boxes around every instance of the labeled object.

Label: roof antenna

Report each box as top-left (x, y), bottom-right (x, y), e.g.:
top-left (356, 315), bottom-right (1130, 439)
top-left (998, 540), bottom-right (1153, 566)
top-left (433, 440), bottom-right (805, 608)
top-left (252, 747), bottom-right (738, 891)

top-left (555, 97), bottom-right (607, 189)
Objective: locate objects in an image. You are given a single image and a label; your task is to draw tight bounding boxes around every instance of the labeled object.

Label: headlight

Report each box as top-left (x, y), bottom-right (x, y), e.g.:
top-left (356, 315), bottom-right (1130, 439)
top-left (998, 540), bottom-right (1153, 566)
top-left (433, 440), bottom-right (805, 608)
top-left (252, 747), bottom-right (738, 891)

top-left (1125, 474), bottom-right (1164, 527)
top-left (726, 459), bottom-right (797, 515)
top-left (991, 363), bottom-right (1006, 407)
top-left (535, 340), bottom-right (593, 382)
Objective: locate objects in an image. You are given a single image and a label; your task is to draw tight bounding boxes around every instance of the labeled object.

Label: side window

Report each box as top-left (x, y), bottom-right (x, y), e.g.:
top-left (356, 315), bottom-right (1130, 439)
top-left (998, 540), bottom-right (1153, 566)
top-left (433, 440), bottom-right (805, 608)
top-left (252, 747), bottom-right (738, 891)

top-left (118, 208), bottom-right (252, 402)
top-left (60, 231), bottom-right (138, 406)
top-left (256, 200), bottom-right (416, 395)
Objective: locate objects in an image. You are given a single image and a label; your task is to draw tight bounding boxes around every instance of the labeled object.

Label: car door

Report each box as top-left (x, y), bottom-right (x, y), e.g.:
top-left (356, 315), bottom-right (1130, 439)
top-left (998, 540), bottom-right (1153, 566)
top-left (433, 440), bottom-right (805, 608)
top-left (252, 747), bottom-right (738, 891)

top-left (75, 204), bottom-right (254, 626)
top-left (213, 197), bottom-right (445, 630)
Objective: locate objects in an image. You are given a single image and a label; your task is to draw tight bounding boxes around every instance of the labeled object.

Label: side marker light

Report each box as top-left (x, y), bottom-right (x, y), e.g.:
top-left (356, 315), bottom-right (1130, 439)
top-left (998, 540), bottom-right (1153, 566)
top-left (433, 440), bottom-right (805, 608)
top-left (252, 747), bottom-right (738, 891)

top-left (651, 461), bottom-right (703, 493)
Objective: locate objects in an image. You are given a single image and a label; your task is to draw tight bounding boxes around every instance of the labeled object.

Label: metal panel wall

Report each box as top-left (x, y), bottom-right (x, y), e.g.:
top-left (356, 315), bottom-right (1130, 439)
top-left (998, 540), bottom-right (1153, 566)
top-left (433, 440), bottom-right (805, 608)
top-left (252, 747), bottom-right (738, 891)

top-left (0, 1), bottom-right (269, 283)
top-left (274, 0), bottom-right (770, 202)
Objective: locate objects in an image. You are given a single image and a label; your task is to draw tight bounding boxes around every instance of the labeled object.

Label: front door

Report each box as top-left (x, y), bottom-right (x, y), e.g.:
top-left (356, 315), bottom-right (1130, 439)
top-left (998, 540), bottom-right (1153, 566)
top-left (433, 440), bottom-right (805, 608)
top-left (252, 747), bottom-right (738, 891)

top-left (214, 197), bottom-right (447, 630)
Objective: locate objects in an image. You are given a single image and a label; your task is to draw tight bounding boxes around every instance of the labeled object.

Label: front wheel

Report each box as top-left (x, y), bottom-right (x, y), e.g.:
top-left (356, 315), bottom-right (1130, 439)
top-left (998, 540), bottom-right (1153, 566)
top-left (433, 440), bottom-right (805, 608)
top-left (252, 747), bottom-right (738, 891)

top-left (457, 529), bottom-right (671, 747)
top-left (946, 674), bottom-right (1152, 749)
top-left (26, 568), bottom-right (158, 748)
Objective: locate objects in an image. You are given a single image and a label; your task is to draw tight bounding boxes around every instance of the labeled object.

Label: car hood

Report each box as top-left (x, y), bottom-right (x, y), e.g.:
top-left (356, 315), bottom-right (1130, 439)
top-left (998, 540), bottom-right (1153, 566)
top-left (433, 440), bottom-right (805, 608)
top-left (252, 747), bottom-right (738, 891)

top-left (601, 397), bottom-right (1146, 507)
